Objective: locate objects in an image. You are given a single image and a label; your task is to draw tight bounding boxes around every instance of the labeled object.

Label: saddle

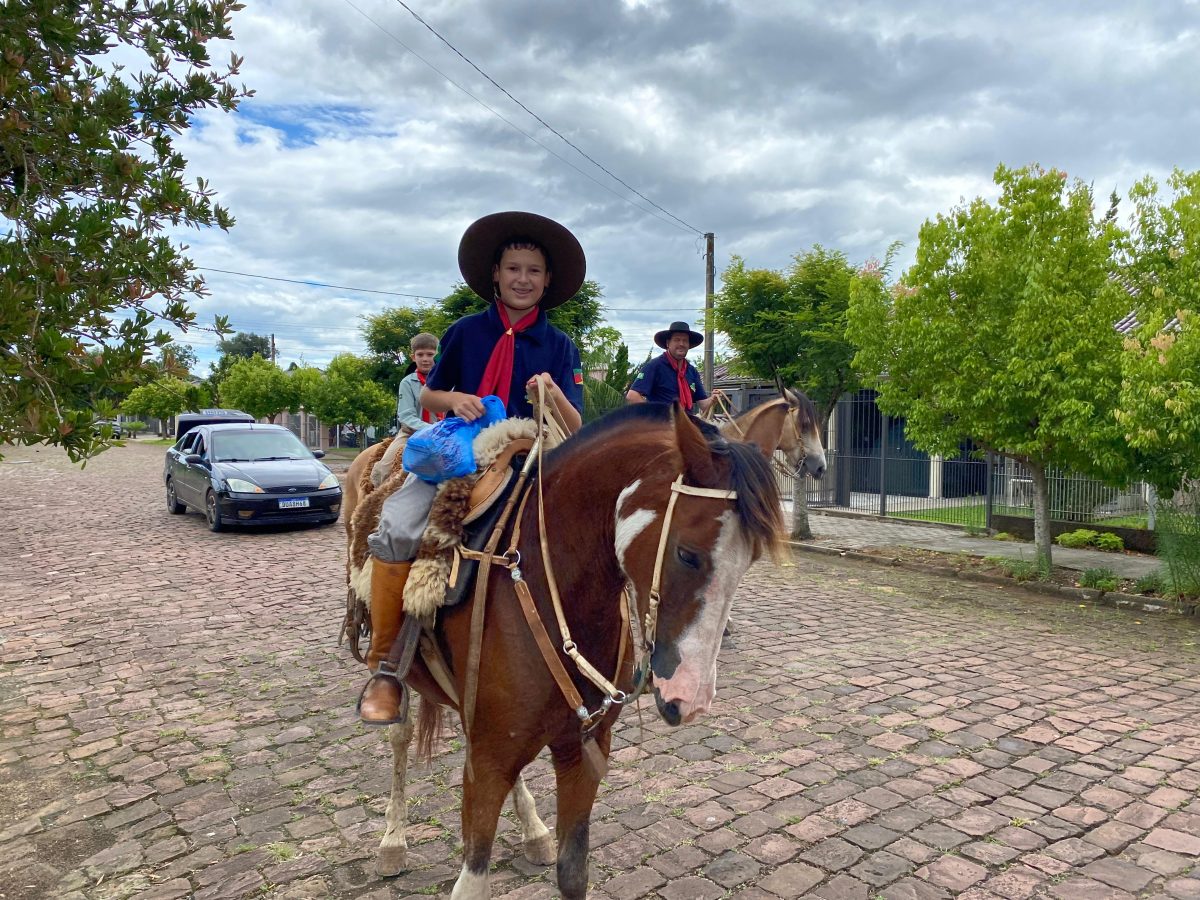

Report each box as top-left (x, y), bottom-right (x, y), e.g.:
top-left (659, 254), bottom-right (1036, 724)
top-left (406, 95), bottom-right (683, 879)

top-left (403, 420), bottom-right (541, 619)
top-left (444, 437), bottom-right (533, 607)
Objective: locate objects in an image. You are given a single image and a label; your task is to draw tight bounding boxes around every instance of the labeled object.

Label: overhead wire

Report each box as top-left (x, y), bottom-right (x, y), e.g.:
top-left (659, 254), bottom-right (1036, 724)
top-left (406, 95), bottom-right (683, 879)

top-left (339, 0), bottom-right (699, 237)
top-left (389, 0), bottom-right (704, 236)
top-left (197, 266), bottom-right (699, 311)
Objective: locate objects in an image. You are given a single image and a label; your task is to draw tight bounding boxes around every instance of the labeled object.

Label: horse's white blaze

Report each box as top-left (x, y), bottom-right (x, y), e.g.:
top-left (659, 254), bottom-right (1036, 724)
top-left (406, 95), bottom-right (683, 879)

top-left (450, 865), bottom-right (489, 900)
top-left (652, 510), bottom-right (753, 723)
top-left (615, 479), bottom-right (658, 571)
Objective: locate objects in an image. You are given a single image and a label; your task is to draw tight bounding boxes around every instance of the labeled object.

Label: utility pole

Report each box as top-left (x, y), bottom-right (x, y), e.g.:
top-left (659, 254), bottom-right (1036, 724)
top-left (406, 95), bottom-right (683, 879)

top-left (270, 333), bottom-right (277, 364)
top-left (703, 232), bottom-right (715, 391)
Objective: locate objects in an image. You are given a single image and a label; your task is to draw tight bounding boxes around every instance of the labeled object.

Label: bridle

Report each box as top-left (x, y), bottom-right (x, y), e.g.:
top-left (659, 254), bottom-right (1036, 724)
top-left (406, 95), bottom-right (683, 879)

top-left (459, 386), bottom-right (739, 748)
top-left (709, 392), bottom-right (816, 481)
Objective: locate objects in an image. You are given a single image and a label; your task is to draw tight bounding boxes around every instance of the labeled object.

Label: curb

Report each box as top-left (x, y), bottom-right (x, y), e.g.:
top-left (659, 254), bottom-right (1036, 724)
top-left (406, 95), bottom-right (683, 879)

top-left (786, 540), bottom-right (1199, 619)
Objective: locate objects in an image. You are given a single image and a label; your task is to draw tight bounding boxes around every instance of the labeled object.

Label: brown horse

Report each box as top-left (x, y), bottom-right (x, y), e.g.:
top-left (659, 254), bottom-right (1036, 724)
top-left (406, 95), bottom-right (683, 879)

top-left (376, 403), bottom-right (783, 899)
top-left (720, 387), bottom-right (826, 479)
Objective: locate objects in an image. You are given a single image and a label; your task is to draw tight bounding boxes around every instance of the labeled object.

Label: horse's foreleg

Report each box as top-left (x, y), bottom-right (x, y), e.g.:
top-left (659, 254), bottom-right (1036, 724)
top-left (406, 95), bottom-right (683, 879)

top-left (376, 720), bottom-right (415, 877)
top-left (510, 773), bottom-right (554, 865)
top-left (450, 749), bottom-right (516, 900)
top-left (549, 729), bottom-right (611, 900)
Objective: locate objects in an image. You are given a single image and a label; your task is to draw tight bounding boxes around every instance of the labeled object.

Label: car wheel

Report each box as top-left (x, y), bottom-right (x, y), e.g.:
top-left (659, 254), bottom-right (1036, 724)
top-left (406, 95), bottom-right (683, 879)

top-left (205, 490), bottom-right (224, 532)
top-left (166, 479), bottom-right (186, 514)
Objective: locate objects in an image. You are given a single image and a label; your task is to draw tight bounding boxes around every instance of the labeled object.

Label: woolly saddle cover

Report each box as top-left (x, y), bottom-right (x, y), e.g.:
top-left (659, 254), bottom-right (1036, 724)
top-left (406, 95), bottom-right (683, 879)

top-left (402, 418), bottom-right (541, 618)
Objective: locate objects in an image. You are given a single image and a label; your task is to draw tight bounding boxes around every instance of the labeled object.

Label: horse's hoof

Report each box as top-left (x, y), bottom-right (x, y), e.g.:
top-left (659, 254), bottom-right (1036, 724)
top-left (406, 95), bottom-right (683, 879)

top-left (523, 833), bottom-right (556, 866)
top-left (376, 846), bottom-right (409, 877)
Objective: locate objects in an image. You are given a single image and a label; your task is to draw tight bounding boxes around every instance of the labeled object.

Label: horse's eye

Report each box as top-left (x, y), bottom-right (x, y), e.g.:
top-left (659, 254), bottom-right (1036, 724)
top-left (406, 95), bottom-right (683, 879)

top-left (676, 547), bottom-right (701, 569)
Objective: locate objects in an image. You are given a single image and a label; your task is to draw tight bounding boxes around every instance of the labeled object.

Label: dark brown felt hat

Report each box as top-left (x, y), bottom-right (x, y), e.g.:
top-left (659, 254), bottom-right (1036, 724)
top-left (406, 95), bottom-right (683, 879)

top-left (654, 321), bottom-right (704, 349)
top-left (457, 211), bottom-right (586, 310)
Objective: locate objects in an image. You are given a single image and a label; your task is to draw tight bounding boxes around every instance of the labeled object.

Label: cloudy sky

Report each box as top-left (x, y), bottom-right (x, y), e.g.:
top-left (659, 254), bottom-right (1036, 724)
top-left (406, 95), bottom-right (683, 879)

top-left (167, 0), bottom-right (1199, 372)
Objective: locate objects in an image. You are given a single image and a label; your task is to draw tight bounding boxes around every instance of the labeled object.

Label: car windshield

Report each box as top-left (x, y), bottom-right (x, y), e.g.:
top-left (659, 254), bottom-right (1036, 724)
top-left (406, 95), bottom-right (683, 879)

top-left (211, 431), bottom-right (312, 462)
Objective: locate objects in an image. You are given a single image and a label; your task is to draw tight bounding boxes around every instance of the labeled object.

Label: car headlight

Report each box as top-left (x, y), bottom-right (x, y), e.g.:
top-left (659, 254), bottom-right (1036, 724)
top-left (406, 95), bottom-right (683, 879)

top-left (318, 473), bottom-right (340, 490)
top-left (226, 478), bottom-right (264, 493)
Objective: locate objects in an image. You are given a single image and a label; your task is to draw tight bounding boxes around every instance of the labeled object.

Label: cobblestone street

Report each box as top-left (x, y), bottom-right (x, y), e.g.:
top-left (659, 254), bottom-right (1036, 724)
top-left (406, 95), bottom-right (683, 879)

top-left (2, 441), bottom-right (1199, 900)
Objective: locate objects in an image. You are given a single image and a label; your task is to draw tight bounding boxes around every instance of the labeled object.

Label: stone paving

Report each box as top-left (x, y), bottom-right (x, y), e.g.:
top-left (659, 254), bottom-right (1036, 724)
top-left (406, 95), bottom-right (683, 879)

top-left (1, 441), bottom-right (1199, 900)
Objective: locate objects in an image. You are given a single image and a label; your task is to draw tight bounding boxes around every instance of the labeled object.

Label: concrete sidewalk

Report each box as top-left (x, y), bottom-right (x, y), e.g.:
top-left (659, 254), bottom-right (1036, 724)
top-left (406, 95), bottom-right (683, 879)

top-left (794, 508), bottom-right (1162, 580)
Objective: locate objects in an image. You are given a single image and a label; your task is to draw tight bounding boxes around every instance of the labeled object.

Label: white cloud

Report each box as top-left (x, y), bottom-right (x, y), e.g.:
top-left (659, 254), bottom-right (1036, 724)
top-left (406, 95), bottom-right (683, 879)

top-left (148, 0), bottom-right (1198, 370)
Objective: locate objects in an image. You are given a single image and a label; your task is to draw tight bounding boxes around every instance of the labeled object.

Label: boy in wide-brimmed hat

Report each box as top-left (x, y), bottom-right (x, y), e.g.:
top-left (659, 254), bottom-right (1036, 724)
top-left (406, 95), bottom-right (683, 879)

top-left (359, 211), bottom-right (586, 725)
top-left (626, 320), bottom-right (722, 413)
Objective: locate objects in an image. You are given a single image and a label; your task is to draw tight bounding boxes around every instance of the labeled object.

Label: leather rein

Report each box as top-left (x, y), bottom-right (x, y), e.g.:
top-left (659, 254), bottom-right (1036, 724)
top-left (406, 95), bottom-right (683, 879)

top-left (458, 386), bottom-right (739, 752)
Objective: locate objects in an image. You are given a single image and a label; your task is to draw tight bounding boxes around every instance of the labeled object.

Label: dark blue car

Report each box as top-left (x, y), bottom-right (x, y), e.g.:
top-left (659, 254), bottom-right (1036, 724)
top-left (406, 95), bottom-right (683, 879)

top-left (164, 420), bottom-right (342, 531)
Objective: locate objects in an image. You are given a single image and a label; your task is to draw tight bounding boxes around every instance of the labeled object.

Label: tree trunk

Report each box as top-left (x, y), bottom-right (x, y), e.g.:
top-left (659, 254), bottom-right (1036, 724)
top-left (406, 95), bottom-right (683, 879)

top-left (790, 473), bottom-right (812, 540)
top-left (1029, 461), bottom-right (1053, 572)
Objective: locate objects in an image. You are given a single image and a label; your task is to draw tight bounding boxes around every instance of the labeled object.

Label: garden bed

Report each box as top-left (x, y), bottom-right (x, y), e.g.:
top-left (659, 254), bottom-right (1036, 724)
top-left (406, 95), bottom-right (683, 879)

top-left (859, 544), bottom-right (1177, 600)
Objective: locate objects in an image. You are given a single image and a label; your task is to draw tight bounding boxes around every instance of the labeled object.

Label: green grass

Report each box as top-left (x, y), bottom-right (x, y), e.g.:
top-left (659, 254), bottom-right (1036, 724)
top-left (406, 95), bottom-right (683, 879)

top-left (888, 501), bottom-right (1148, 531)
top-left (887, 501), bottom-right (1028, 528)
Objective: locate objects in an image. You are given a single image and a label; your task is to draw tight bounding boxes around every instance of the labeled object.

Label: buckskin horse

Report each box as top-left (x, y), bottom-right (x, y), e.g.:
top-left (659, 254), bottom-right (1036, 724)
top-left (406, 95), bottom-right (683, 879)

top-left (719, 387), bottom-right (826, 479)
top-left (373, 402), bottom-right (783, 899)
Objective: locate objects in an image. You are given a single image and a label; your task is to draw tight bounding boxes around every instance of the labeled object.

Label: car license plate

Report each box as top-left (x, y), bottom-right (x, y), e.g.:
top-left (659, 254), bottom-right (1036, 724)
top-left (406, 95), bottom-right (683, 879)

top-left (279, 497), bottom-right (310, 509)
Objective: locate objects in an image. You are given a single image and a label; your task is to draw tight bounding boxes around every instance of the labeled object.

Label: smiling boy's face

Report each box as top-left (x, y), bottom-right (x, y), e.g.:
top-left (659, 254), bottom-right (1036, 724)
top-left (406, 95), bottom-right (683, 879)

top-left (493, 246), bottom-right (551, 315)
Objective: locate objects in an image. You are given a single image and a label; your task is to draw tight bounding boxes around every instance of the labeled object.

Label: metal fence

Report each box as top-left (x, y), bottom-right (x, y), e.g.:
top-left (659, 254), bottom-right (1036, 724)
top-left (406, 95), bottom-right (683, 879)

top-left (785, 392), bottom-right (1151, 530)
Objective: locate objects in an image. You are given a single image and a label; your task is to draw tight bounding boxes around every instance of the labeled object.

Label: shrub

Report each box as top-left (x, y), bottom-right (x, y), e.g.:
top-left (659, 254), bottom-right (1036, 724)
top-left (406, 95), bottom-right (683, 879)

top-left (1001, 559), bottom-right (1039, 582)
top-left (992, 532), bottom-right (1022, 542)
top-left (1078, 568), bottom-right (1119, 591)
top-left (1056, 529), bottom-right (1098, 549)
top-left (1134, 571), bottom-right (1166, 595)
top-left (1157, 496), bottom-right (1200, 599)
top-left (1092, 532), bottom-right (1124, 552)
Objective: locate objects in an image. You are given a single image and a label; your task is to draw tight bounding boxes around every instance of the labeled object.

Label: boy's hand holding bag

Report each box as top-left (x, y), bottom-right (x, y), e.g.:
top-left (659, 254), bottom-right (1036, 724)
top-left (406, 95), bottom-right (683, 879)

top-left (402, 395), bottom-right (507, 483)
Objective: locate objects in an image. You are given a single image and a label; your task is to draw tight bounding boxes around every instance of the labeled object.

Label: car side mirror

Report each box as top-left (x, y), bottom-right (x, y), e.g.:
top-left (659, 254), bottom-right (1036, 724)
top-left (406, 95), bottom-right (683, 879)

top-left (311, 449), bottom-right (326, 459)
top-left (184, 453), bottom-right (204, 465)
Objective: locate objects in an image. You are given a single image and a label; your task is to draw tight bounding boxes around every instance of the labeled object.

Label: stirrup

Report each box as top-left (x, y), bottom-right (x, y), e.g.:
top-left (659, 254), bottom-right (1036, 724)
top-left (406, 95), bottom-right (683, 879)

top-left (356, 667), bottom-right (411, 727)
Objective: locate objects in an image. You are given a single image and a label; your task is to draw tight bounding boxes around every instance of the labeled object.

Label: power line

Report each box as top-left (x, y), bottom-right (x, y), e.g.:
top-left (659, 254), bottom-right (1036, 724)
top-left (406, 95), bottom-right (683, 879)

top-left (198, 267), bottom-right (442, 301)
top-left (198, 265), bottom-right (699, 311)
top-left (390, 0), bottom-right (703, 236)
top-left (339, 0), bottom-right (698, 237)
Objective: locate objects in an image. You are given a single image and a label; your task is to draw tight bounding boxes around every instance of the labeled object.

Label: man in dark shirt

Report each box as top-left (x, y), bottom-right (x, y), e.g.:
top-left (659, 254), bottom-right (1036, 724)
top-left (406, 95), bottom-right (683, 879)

top-left (626, 321), bottom-right (722, 413)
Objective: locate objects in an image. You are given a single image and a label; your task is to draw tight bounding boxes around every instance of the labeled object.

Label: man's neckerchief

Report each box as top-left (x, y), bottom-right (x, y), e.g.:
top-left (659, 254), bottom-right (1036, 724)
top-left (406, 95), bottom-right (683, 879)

top-left (667, 353), bottom-right (694, 411)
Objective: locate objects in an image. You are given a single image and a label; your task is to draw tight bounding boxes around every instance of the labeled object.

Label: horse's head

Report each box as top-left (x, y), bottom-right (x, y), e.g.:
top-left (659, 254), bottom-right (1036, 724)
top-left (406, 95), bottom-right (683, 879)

top-left (615, 407), bottom-right (782, 726)
top-left (779, 388), bottom-right (826, 479)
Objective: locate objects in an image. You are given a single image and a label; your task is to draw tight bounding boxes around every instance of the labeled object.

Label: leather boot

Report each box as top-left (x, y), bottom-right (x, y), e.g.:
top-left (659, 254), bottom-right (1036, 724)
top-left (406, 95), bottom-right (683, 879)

top-left (358, 559), bottom-right (411, 725)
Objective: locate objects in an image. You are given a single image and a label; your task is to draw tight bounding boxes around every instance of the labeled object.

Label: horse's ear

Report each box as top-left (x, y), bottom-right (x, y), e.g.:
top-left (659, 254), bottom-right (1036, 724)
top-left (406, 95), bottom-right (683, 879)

top-left (673, 405), bottom-right (720, 487)
top-left (740, 400), bottom-right (787, 462)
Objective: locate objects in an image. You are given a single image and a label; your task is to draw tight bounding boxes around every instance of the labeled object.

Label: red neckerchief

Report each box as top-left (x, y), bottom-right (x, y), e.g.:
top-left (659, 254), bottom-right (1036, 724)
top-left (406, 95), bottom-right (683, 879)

top-left (476, 303), bottom-right (539, 406)
top-left (667, 353), bottom-right (693, 411)
top-left (416, 370), bottom-right (437, 423)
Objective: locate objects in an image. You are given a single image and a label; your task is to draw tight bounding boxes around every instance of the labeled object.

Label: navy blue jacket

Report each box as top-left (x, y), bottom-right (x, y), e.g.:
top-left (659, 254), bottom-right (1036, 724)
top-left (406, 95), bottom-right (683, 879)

top-left (629, 352), bottom-right (708, 405)
top-left (426, 304), bottom-right (584, 419)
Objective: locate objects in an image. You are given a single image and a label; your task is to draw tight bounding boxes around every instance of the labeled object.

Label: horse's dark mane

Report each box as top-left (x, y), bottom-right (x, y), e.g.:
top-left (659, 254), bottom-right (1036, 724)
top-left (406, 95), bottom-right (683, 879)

top-left (549, 402), bottom-right (782, 557)
top-left (708, 433), bottom-right (784, 558)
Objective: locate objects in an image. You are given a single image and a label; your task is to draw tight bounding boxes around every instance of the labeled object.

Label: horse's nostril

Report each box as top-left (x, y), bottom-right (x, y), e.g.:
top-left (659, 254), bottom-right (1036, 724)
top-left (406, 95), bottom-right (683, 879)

top-left (655, 694), bottom-right (682, 726)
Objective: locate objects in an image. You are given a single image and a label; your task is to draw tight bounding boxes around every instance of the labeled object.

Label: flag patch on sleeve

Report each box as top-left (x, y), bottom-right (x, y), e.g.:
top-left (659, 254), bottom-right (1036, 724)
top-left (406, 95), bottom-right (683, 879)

top-left (573, 368), bottom-right (584, 385)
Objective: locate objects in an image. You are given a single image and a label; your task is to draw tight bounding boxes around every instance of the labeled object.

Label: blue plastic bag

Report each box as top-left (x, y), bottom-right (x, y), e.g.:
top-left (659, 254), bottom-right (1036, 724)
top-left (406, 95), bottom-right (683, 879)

top-left (402, 395), bottom-right (507, 483)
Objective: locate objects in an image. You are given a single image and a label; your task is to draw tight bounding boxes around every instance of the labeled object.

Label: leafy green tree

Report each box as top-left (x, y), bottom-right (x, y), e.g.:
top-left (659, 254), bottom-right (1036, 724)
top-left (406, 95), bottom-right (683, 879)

top-left (122, 377), bottom-right (206, 436)
top-left (0, 0), bottom-right (249, 461)
top-left (717, 246), bottom-right (859, 424)
top-left (603, 342), bottom-right (633, 393)
top-left (305, 354), bottom-right (394, 442)
top-left (157, 342), bottom-right (199, 378)
top-left (716, 246), bottom-right (860, 538)
top-left (848, 164), bottom-right (1129, 567)
top-left (1116, 169), bottom-right (1200, 494)
top-left (207, 331), bottom-right (271, 402)
top-left (219, 355), bottom-right (296, 423)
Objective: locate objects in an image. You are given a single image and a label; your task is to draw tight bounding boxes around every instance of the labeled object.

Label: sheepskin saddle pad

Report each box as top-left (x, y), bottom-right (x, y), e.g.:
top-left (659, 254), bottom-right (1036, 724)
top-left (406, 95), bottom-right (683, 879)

top-left (403, 418), bottom-right (540, 618)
